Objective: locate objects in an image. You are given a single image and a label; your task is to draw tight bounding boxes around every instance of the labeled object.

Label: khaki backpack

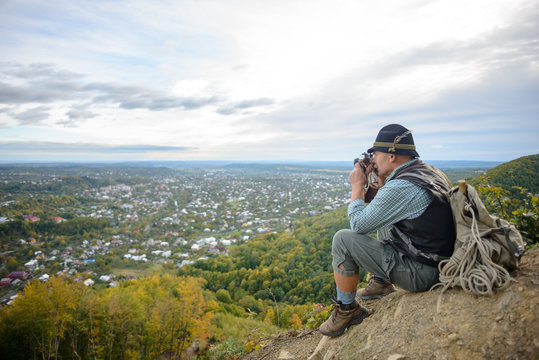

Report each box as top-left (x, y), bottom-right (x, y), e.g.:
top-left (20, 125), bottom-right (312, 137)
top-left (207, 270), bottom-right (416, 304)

top-left (434, 181), bottom-right (527, 296)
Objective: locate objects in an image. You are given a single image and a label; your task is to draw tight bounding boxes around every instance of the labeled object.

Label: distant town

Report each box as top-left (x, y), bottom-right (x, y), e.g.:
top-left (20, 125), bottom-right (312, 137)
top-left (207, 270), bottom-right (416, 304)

top-left (0, 164), bottom-right (354, 304)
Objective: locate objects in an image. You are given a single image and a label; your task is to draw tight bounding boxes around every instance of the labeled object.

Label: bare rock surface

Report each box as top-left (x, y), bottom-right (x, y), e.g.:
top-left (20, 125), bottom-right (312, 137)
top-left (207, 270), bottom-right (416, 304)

top-left (240, 247), bottom-right (539, 360)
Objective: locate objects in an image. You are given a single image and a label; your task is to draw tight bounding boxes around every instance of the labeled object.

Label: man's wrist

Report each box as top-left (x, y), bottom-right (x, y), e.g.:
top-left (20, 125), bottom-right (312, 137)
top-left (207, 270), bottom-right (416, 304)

top-left (351, 186), bottom-right (365, 202)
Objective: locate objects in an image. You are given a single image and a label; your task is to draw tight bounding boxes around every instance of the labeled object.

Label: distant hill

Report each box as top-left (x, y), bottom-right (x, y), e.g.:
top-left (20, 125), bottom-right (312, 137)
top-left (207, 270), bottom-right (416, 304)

top-left (0, 159), bottom-right (504, 172)
top-left (427, 159), bottom-right (503, 169)
top-left (468, 154), bottom-right (539, 193)
top-left (223, 160), bottom-right (502, 171)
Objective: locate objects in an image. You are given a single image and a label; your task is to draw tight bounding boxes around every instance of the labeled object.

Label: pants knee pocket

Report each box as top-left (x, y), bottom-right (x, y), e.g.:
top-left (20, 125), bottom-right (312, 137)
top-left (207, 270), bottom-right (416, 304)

top-left (381, 245), bottom-right (399, 273)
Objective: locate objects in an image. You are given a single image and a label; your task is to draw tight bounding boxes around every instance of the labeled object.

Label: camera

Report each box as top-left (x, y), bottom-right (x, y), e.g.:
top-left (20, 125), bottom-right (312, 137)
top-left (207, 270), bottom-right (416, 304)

top-left (353, 152), bottom-right (372, 169)
top-left (353, 152), bottom-right (380, 202)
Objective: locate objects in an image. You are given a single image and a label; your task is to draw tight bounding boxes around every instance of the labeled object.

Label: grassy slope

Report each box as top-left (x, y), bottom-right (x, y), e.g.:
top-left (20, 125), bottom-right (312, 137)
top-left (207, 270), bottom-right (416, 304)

top-left (468, 154), bottom-right (539, 193)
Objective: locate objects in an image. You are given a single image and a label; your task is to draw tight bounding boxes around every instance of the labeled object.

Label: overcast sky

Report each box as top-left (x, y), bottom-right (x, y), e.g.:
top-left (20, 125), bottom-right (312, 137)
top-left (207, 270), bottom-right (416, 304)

top-left (1, 0), bottom-right (538, 162)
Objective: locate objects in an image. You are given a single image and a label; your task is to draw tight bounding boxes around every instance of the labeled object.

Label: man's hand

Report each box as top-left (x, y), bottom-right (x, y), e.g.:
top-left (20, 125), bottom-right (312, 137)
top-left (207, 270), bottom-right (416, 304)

top-left (350, 162), bottom-right (367, 202)
top-left (367, 164), bottom-right (386, 188)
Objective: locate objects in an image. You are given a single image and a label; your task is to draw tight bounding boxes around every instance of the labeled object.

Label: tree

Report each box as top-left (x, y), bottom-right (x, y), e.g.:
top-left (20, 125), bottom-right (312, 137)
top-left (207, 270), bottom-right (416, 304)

top-left (6, 257), bottom-right (19, 271)
top-left (216, 289), bottom-right (232, 304)
top-left (289, 313), bottom-right (302, 329)
top-left (1, 277), bottom-right (82, 360)
top-left (477, 184), bottom-right (538, 245)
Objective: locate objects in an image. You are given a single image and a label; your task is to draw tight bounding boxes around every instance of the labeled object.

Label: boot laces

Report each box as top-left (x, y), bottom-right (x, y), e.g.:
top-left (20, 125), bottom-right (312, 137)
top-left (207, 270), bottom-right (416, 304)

top-left (366, 277), bottom-right (386, 290)
top-left (329, 296), bottom-right (342, 322)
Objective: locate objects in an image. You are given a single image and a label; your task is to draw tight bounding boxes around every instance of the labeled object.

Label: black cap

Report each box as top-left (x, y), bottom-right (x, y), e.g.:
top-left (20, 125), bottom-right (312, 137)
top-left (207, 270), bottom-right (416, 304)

top-left (367, 124), bottom-right (419, 158)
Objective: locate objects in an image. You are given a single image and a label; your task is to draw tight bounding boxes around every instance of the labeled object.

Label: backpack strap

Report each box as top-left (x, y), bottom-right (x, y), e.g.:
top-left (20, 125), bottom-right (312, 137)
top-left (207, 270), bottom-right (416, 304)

top-left (496, 218), bottom-right (524, 261)
top-left (394, 163), bottom-right (448, 197)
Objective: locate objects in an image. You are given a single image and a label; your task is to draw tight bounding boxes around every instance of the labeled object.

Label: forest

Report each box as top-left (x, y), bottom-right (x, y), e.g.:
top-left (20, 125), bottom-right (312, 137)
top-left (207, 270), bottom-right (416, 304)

top-left (0, 209), bottom-right (350, 359)
top-left (0, 274), bottom-right (210, 360)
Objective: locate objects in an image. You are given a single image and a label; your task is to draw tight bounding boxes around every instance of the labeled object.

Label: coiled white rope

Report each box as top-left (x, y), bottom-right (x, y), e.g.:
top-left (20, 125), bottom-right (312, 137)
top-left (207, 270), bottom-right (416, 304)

top-left (435, 203), bottom-right (514, 296)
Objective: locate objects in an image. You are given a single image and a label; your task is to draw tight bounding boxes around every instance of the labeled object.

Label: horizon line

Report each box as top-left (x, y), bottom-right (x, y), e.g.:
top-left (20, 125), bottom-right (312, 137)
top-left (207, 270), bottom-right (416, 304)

top-left (0, 159), bottom-right (506, 165)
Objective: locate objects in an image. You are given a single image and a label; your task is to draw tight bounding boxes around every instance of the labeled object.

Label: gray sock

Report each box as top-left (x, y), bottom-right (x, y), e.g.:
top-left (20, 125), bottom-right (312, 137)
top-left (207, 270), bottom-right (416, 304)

top-left (336, 288), bottom-right (356, 305)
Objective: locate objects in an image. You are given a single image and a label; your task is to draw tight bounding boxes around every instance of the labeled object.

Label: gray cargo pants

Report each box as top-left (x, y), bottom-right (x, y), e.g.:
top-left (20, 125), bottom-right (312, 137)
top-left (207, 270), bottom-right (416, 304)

top-left (332, 227), bottom-right (440, 292)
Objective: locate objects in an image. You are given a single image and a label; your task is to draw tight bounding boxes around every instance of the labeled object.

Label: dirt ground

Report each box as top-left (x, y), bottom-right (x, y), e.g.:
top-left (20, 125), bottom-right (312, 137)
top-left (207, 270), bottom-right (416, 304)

top-left (240, 247), bottom-right (539, 360)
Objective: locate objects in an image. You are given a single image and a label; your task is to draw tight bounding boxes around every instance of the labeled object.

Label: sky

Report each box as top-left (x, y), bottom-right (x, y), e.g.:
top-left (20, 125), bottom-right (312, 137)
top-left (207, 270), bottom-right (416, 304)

top-left (0, 0), bottom-right (538, 162)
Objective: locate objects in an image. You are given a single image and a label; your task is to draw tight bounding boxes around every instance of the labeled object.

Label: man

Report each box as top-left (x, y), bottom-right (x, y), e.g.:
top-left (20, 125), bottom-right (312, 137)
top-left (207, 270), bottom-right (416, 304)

top-left (319, 124), bottom-right (455, 337)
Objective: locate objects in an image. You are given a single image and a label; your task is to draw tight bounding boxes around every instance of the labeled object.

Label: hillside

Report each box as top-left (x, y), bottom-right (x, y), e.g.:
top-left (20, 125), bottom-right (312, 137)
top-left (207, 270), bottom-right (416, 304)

top-left (240, 247), bottom-right (539, 360)
top-left (235, 155), bottom-right (538, 359)
top-left (468, 154), bottom-right (539, 193)
top-left (178, 206), bottom-right (350, 306)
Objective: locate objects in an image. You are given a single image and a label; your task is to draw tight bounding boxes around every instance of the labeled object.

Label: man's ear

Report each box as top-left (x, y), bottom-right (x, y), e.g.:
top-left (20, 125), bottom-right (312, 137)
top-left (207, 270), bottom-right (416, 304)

top-left (389, 153), bottom-right (396, 162)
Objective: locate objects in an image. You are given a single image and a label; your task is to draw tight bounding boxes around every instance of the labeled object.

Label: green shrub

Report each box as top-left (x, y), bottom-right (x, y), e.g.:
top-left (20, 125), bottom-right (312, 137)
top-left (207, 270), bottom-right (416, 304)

top-left (206, 338), bottom-right (245, 360)
top-left (305, 303), bottom-right (332, 329)
top-left (477, 184), bottom-right (538, 245)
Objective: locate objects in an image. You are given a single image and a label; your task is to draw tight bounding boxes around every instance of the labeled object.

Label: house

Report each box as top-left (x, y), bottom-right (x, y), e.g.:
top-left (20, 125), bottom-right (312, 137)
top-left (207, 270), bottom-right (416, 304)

top-left (179, 260), bottom-right (194, 267)
top-left (8, 271), bottom-right (28, 279)
top-left (125, 254), bottom-right (147, 262)
top-left (23, 215), bottom-right (40, 222)
top-left (83, 279), bottom-right (94, 286)
top-left (0, 278), bottom-right (12, 287)
top-left (209, 246), bottom-right (228, 255)
top-left (24, 259), bottom-right (38, 270)
top-left (7, 294), bottom-right (18, 306)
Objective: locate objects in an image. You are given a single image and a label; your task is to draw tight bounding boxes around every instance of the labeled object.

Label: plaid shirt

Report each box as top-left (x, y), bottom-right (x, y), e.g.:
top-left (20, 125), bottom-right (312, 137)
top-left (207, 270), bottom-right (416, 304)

top-left (348, 159), bottom-right (433, 234)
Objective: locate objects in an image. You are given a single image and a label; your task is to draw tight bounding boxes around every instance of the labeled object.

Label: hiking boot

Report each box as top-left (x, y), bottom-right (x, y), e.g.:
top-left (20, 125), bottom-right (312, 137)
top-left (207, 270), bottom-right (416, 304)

top-left (319, 298), bottom-right (369, 337)
top-left (356, 277), bottom-right (396, 299)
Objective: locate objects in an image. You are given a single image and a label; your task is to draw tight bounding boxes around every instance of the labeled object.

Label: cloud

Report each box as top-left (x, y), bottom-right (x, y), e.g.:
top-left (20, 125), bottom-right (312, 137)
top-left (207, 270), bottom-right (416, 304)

top-left (55, 107), bottom-right (98, 127)
top-left (0, 62), bottom-right (220, 112)
top-left (0, 80), bottom-right (78, 104)
top-left (65, 109), bottom-right (97, 120)
top-left (0, 63), bottom-right (277, 117)
top-left (1, 62), bottom-right (84, 81)
top-left (252, 1), bottom-right (539, 137)
top-left (0, 141), bottom-right (192, 153)
top-left (217, 97), bottom-right (275, 115)
top-left (83, 82), bottom-right (219, 110)
top-left (13, 106), bottom-right (51, 125)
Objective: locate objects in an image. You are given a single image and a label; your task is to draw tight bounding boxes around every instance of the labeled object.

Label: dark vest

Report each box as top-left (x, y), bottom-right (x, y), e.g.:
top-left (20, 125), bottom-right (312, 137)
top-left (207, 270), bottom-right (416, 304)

top-left (385, 161), bottom-right (456, 267)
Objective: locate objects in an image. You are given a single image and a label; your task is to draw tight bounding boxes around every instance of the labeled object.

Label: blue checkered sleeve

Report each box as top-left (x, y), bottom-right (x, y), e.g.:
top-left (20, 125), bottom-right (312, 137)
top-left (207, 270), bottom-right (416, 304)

top-left (348, 179), bottom-right (433, 234)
